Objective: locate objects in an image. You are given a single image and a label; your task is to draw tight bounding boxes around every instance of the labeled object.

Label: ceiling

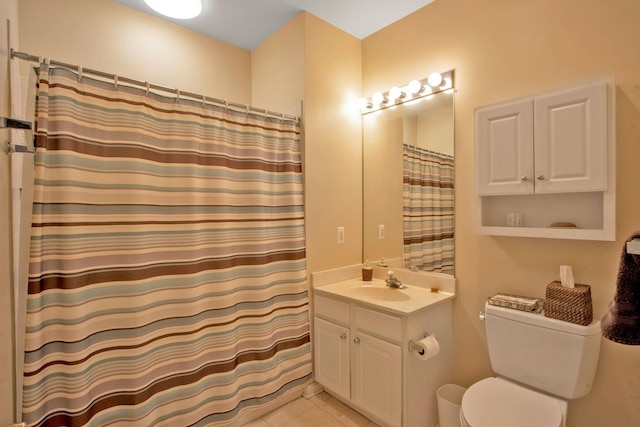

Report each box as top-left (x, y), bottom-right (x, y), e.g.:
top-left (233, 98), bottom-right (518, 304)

top-left (113, 0), bottom-right (436, 51)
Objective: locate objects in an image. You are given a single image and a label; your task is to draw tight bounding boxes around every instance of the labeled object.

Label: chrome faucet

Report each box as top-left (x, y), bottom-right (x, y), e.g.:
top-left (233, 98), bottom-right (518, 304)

top-left (385, 270), bottom-right (406, 289)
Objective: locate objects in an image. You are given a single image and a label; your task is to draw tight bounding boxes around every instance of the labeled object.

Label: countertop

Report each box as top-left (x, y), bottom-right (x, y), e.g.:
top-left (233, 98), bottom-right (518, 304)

top-left (313, 278), bottom-right (455, 315)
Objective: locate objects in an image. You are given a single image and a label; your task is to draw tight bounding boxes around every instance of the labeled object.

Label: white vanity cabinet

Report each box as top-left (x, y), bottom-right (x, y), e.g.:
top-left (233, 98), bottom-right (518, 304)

top-left (475, 79), bottom-right (615, 240)
top-left (313, 288), bottom-right (453, 427)
top-left (314, 295), bottom-right (402, 426)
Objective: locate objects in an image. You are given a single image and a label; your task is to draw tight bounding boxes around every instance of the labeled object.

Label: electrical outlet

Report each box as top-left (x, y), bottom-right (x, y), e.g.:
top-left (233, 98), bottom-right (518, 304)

top-left (337, 226), bottom-right (345, 244)
top-left (379, 224), bottom-right (385, 239)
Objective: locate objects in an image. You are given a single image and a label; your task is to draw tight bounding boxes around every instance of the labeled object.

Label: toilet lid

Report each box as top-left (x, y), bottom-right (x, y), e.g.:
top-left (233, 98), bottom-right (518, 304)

top-left (461, 378), bottom-right (562, 427)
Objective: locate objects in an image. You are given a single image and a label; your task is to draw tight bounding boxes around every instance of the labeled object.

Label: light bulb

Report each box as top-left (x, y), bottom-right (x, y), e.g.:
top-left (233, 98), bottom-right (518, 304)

top-left (407, 80), bottom-right (422, 94)
top-left (388, 86), bottom-right (403, 101)
top-left (427, 72), bottom-right (443, 87)
top-left (356, 98), bottom-right (371, 110)
top-left (144, 0), bottom-right (202, 19)
top-left (371, 92), bottom-right (385, 105)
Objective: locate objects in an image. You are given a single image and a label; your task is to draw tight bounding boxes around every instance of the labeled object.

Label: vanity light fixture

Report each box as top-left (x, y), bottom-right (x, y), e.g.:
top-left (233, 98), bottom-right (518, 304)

top-left (358, 70), bottom-right (454, 114)
top-left (144, 0), bottom-right (203, 19)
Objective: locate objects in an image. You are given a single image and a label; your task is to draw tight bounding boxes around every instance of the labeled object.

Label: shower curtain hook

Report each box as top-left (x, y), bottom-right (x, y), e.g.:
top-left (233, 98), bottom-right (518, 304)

top-left (77, 65), bottom-right (83, 81)
top-left (245, 105), bottom-right (250, 117)
top-left (202, 94), bottom-right (206, 107)
top-left (176, 89), bottom-right (180, 102)
top-left (264, 109), bottom-right (268, 119)
top-left (224, 100), bottom-right (228, 111)
top-left (114, 74), bottom-right (118, 89)
top-left (145, 81), bottom-right (150, 95)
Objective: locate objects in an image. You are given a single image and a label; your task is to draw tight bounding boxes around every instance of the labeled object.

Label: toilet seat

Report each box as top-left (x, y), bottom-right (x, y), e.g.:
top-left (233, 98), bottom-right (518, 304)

top-left (460, 377), bottom-right (563, 427)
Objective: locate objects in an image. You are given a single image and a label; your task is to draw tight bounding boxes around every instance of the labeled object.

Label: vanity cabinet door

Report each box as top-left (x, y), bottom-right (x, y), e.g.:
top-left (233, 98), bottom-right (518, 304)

top-left (314, 317), bottom-right (350, 401)
top-left (352, 332), bottom-right (402, 427)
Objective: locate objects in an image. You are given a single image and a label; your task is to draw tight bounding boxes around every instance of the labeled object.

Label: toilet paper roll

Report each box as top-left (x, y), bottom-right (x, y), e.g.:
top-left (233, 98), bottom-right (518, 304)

top-left (412, 334), bottom-right (440, 361)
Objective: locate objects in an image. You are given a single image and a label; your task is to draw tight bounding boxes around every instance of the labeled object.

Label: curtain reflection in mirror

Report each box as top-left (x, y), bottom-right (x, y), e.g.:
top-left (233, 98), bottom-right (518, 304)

top-left (402, 145), bottom-right (454, 274)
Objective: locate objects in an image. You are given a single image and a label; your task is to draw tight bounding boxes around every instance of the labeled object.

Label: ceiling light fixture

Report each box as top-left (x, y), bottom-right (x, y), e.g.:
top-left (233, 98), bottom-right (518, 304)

top-left (358, 70), bottom-right (455, 114)
top-left (144, 0), bottom-right (203, 20)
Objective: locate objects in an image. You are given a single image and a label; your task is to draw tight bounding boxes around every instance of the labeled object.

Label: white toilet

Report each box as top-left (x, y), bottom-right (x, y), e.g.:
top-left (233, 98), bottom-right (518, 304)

top-left (459, 302), bottom-right (601, 427)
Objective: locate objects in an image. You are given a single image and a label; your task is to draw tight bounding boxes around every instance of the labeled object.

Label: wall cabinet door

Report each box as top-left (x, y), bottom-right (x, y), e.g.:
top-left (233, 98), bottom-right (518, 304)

top-left (476, 81), bottom-right (607, 196)
top-left (476, 99), bottom-right (534, 196)
top-left (534, 82), bottom-right (607, 193)
top-left (352, 332), bottom-right (402, 427)
top-left (314, 317), bottom-right (350, 401)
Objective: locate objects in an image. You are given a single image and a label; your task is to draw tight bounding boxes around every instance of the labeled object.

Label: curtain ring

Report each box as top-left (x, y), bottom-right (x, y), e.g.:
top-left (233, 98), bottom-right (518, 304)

top-left (224, 100), bottom-right (228, 111)
top-left (245, 105), bottom-right (250, 116)
top-left (202, 94), bottom-right (206, 106)
top-left (281, 113), bottom-right (285, 123)
top-left (176, 89), bottom-right (180, 102)
top-left (114, 74), bottom-right (118, 89)
top-left (145, 81), bottom-right (150, 95)
top-left (77, 65), bottom-right (83, 81)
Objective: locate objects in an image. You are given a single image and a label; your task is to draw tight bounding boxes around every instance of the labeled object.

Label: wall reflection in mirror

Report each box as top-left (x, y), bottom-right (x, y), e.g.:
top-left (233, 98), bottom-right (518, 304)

top-left (362, 79), bottom-right (454, 276)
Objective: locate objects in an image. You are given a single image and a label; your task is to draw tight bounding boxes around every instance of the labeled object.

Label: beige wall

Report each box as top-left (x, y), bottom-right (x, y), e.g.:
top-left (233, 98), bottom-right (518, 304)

top-left (253, 13), bottom-right (362, 274)
top-left (251, 13), bottom-right (305, 113)
top-left (19, 0), bottom-right (252, 103)
top-left (302, 13), bottom-right (362, 273)
top-left (7, 0), bottom-right (640, 426)
top-left (363, 0), bottom-right (640, 425)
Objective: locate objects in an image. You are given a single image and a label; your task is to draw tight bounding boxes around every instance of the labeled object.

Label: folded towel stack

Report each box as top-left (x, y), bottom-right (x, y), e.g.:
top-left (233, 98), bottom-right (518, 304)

top-left (487, 293), bottom-right (544, 313)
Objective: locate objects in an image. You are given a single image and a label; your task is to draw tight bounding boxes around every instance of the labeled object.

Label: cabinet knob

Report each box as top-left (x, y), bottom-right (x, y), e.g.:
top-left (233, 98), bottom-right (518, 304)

top-left (340, 333), bottom-right (347, 340)
top-left (479, 311), bottom-right (486, 321)
top-left (521, 176), bottom-right (528, 182)
top-left (537, 174), bottom-right (544, 180)
top-left (353, 337), bottom-right (361, 344)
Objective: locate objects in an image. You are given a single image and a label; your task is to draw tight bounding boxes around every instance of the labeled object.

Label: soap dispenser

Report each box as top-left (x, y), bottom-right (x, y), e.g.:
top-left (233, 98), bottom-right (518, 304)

top-left (362, 260), bottom-right (373, 281)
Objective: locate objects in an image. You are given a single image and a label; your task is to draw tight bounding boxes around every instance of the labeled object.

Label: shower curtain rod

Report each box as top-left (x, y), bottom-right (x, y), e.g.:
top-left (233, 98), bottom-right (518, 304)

top-left (10, 49), bottom-right (299, 123)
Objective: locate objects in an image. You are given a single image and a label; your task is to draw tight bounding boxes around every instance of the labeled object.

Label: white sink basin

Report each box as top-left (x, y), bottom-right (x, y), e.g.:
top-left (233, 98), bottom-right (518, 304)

top-left (315, 278), bottom-right (454, 315)
top-left (351, 286), bottom-right (410, 301)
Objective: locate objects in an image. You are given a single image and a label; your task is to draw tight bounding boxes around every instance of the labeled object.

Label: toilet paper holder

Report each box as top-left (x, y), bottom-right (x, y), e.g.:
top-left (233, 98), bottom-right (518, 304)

top-left (408, 332), bottom-right (433, 352)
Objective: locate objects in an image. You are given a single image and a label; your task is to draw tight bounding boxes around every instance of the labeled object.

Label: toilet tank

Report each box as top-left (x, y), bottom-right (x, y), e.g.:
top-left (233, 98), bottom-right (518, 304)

top-left (484, 302), bottom-right (601, 399)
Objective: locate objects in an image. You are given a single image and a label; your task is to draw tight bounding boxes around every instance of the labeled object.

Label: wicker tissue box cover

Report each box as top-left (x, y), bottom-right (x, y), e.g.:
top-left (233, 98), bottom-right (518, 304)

top-left (544, 281), bottom-right (593, 326)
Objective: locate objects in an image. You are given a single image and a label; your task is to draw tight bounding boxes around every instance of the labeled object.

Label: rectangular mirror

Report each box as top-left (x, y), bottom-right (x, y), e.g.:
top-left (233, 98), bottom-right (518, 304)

top-left (363, 89), bottom-right (454, 275)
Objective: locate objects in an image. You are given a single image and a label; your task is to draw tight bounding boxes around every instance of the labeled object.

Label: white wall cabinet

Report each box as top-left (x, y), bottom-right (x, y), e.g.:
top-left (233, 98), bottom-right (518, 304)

top-left (475, 79), bottom-right (615, 240)
top-left (313, 293), bottom-right (452, 427)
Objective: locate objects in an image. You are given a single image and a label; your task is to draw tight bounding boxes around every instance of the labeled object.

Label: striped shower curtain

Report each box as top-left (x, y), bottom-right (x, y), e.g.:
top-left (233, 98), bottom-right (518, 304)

top-left (23, 64), bottom-right (310, 427)
top-left (403, 144), bottom-right (454, 275)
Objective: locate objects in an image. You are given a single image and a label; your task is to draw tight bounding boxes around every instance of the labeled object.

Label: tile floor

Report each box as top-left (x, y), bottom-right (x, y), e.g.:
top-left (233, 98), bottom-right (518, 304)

top-left (243, 391), bottom-right (380, 427)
